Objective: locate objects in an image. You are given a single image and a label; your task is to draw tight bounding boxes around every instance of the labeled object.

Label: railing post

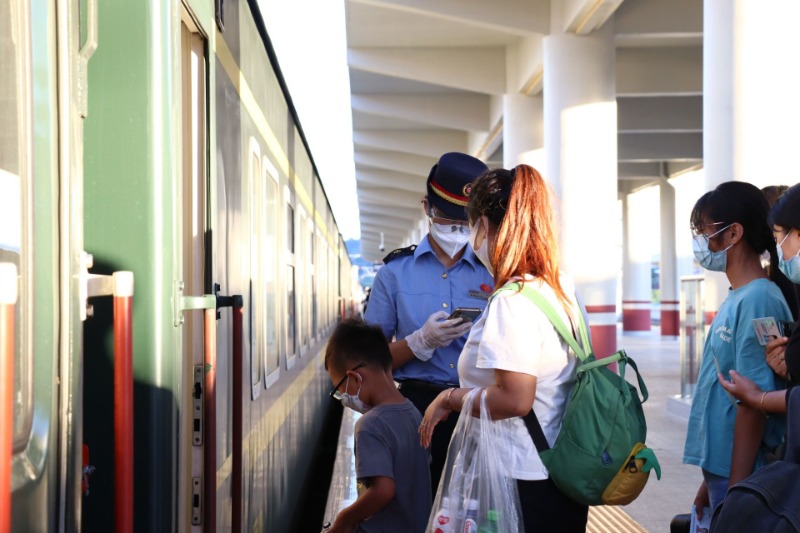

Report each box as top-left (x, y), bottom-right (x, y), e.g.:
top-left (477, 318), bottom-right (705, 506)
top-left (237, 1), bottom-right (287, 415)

top-left (0, 263), bottom-right (18, 533)
top-left (203, 308), bottom-right (217, 530)
top-left (112, 272), bottom-right (134, 533)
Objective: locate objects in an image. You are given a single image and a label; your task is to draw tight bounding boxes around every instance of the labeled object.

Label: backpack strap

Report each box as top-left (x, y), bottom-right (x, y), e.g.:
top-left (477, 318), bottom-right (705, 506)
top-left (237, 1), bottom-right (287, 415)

top-left (493, 282), bottom-right (586, 454)
top-left (495, 282), bottom-right (590, 362)
top-left (785, 386), bottom-right (800, 463)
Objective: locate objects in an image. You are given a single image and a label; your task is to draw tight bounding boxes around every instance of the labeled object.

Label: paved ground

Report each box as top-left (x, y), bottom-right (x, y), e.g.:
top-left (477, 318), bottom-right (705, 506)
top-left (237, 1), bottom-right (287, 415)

top-left (615, 326), bottom-right (702, 532)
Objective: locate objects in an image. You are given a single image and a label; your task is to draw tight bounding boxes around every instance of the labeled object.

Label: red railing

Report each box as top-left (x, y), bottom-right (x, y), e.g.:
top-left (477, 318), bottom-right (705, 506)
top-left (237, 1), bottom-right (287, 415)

top-left (112, 272), bottom-right (134, 533)
top-left (85, 264), bottom-right (134, 533)
top-left (0, 263), bottom-right (18, 533)
top-left (203, 308), bottom-right (217, 530)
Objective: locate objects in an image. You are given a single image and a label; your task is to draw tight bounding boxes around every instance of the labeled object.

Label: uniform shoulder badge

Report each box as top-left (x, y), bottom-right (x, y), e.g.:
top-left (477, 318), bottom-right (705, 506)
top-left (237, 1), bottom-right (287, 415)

top-left (382, 245), bottom-right (416, 264)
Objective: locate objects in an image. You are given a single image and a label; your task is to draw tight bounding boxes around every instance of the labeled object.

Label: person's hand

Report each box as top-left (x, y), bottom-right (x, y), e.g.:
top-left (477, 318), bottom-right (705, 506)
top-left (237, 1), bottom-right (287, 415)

top-left (405, 311), bottom-right (472, 361)
top-left (765, 336), bottom-right (789, 379)
top-left (693, 480), bottom-right (709, 520)
top-left (718, 370), bottom-right (762, 408)
top-left (326, 517), bottom-right (356, 533)
top-left (419, 389), bottom-right (457, 448)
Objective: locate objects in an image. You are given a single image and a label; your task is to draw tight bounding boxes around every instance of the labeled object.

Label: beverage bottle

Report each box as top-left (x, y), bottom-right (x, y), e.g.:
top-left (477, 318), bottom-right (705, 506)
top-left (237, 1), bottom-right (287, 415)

top-left (462, 498), bottom-right (479, 533)
top-left (432, 497), bottom-right (452, 533)
top-left (477, 510), bottom-right (499, 533)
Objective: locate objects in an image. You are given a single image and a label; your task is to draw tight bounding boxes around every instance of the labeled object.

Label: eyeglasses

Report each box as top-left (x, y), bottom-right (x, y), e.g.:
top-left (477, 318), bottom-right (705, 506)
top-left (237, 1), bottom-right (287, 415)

top-left (329, 361), bottom-right (367, 400)
top-left (691, 221), bottom-right (728, 238)
top-left (428, 208), bottom-right (469, 234)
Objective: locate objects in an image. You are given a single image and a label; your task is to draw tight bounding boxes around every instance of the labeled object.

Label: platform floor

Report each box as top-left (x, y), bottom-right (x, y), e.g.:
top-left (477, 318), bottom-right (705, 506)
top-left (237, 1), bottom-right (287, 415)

top-left (324, 325), bottom-right (700, 532)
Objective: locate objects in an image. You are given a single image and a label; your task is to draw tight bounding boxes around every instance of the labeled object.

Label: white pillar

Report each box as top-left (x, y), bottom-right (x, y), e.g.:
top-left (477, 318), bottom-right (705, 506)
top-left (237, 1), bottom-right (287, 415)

top-left (503, 94), bottom-right (545, 171)
top-left (703, 1), bottom-right (800, 316)
top-left (659, 180), bottom-right (679, 336)
top-left (544, 21), bottom-right (618, 357)
top-left (622, 192), bottom-right (654, 333)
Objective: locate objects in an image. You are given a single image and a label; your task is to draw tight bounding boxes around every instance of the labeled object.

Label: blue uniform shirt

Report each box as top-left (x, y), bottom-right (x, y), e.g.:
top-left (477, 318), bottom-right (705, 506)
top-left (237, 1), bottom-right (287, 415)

top-left (683, 278), bottom-right (790, 477)
top-left (364, 235), bottom-right (494, 385)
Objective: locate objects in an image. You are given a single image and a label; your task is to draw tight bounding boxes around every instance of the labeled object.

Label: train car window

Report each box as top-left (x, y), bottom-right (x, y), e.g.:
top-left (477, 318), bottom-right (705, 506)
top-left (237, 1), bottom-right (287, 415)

top-left (299, 209), bottom-right (309, 352)
top-left (1, 0), bottom-right (33, 451)
top-left (248, 140), bottom-right (263, 397)
top-left (285, 201), bottom-right (297, 367)
top-left (263, 158), bottom-right (279, 387)
top-left (311, 229), bottom-right (318, 337)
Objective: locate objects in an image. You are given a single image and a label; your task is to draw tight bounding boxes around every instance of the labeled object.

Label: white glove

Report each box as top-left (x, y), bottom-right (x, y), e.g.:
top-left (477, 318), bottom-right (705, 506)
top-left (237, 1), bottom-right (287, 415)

top-left (405, 311), bottom-right (473, 362)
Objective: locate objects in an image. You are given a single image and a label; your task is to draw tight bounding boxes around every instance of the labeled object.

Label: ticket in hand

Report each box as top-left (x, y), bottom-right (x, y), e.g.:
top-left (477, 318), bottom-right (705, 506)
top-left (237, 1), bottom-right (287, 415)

top-left (752, 317), bottom-right (781, 346)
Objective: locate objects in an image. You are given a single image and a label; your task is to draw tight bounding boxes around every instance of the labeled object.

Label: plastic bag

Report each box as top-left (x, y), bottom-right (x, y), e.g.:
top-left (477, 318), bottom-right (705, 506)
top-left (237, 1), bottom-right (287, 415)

top-left (427, 388), bottom-right (523, 533)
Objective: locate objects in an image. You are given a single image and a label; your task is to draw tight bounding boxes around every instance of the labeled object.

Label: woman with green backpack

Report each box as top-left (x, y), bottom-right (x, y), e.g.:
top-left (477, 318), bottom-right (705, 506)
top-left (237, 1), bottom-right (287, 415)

top-left (418, 164), bottom-right (589, 532)
top-left (682, 181), bottom-right (795, 522)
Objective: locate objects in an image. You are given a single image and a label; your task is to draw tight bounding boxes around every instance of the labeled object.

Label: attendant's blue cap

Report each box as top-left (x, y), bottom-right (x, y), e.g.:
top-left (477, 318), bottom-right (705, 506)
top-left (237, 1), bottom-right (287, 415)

top-left (426, 152), bottom-right (488, 220)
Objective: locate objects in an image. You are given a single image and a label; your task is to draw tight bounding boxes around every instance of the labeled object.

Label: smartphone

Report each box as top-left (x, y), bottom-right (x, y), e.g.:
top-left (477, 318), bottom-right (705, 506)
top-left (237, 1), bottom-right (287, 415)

top-left (780, 320), bottom-right (797, 338)
top-left (448, 307), bottom-right (482, 322)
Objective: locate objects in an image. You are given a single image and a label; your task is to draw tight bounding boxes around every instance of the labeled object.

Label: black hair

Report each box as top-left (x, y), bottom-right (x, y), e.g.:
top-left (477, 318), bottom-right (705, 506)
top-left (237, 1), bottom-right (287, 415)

top-left (691, 181), bottom-right (797, 318)
top-left (465, 168), bottom-right (513, 227)
top-left (768, 183), bottom-right (800, 231)
top-left (324, 318), bottom-right (392, 372)
top-left (762, 185), bottom-right (789, 208)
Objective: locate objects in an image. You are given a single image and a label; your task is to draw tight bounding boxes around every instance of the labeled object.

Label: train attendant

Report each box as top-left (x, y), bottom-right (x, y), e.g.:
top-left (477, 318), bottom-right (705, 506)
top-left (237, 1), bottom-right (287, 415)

top-left (364, 152), bottom-right (493, 496)
top-left (419, 165), bottom-right (589, 532)
top-left (325, 319), bottom-right (431, 533)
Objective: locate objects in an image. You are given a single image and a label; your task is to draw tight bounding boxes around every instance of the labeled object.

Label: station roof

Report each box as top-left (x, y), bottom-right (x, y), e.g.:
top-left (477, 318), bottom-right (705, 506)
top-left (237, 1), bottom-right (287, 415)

top-left (344, 0), bottom-right (703, 261)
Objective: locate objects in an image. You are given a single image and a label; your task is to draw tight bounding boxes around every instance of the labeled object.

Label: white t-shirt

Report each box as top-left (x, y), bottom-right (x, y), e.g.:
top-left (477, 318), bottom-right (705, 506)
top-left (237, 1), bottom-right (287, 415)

top-left (458, 276), bottom-right (581, 480)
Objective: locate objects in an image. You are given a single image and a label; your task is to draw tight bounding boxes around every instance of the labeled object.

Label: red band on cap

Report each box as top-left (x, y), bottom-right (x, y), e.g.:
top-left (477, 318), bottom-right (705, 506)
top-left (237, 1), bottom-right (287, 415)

top-left (430, 179), bottom-right (468, 207)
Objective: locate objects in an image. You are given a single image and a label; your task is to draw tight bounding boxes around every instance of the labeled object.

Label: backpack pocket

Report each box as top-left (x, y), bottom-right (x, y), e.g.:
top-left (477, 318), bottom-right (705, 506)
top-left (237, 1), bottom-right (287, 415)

top-left (601, 442), bottom-right (661, 505)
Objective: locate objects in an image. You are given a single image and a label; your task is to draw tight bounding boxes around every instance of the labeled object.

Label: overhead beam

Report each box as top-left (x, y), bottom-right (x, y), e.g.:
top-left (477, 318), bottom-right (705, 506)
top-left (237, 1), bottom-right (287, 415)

top-left (352, 93), bottom-right (491, 131)
top-left (618, 132), bottom-right (702, 162)
top-left (349, 47), bottom-right (506, 95)
top-left (615, 0), bottom-right (703, 36)
top-left (356, 168), bottom-right (426, 194)
top-left (561, 0), bottom-right (625, 35)
top-left (350, 0), bottom-right (549, 36)
top-left (354, 130), bottom-right (469, 157)
top-left (617, 47), bottom-right (702, 96)
top-left (617, 95), bottom-right (702, 132)
top-left (354, 150), bottom-right (436, 178)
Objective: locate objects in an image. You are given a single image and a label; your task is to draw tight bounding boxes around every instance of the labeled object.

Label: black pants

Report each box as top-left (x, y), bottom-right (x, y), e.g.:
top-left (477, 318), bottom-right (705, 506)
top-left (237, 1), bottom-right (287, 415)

top-left (398, 384), bottom-right (458, 499)
top-left (517, 478), bottom-right (588, 533)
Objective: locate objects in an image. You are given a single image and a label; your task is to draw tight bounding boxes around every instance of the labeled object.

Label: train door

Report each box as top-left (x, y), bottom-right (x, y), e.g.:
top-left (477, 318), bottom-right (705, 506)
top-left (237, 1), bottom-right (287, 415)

top-left (4, 0), bottom-right (91, 529)
top-left (179, 12), bottom-right (209, 532)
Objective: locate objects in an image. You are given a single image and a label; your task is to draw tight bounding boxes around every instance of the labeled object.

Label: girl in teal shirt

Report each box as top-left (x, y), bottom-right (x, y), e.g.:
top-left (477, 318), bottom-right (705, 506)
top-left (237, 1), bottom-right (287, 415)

top-left (683, 181), bottom-right (795, 519)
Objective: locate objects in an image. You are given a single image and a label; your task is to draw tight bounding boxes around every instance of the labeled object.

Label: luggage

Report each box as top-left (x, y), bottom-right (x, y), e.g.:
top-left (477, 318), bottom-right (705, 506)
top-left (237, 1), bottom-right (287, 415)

top-left (502, 283), bottom-right (661, 506)
top-left (710, 387), bottom-right (800, 532)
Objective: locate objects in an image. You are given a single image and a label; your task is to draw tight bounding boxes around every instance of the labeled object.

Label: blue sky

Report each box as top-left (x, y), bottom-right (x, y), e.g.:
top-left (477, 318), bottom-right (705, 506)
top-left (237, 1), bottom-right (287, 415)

top-left (258, 0), bottom-right (361, 240)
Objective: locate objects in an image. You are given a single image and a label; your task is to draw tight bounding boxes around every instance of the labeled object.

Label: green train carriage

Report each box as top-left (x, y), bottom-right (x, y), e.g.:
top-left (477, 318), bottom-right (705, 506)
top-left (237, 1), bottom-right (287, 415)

top-left (3, 0), bottom-right (357, 530)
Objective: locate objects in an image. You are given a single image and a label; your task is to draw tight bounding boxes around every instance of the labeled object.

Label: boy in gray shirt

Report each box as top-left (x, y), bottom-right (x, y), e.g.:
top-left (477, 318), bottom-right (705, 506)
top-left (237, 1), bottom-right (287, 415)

top-left (325, 319), bottom-right (432, 532)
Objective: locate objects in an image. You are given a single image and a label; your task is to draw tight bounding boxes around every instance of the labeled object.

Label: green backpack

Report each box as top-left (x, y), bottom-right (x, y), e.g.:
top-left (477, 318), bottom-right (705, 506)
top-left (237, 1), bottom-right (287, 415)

top-left (501, 283), bottom-right (661, 506)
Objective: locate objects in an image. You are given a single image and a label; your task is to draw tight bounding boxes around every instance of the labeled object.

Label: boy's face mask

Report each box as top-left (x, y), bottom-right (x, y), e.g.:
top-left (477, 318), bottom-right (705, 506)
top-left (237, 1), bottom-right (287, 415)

top-left (338, 375), bottom-right (371, 414)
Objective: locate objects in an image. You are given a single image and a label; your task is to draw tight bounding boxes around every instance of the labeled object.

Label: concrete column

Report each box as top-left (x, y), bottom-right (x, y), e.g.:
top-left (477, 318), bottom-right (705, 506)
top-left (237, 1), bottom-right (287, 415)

top-left (659, 180), bottom-right (679, 336)
top-left (622, 193), bottom-right (653, 333)
top-left (704, 0), bottom-right (800, 316)
top-left (544, 21), bottom-right (618, 357)
top-left (503, 94), bottom-right (545, 171)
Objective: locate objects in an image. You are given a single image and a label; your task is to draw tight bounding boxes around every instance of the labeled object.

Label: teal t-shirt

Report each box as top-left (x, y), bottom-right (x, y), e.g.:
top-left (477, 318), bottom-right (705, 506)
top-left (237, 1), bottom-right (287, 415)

top-left (683, 278), bottom-right (791, 477)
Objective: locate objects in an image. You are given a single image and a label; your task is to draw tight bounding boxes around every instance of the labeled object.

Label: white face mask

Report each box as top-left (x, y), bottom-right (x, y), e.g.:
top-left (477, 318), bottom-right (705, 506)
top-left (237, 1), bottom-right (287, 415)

top-left (469, 220), bottom-right (494, 276)
top-left (338, 376), bottom-right (371, 414)
top-left (430, 222), bottom-right (470, 258)
top-left (692, 224), bottom-right (733, 272)
top-left (777, 232), bottom-right (800, 283)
